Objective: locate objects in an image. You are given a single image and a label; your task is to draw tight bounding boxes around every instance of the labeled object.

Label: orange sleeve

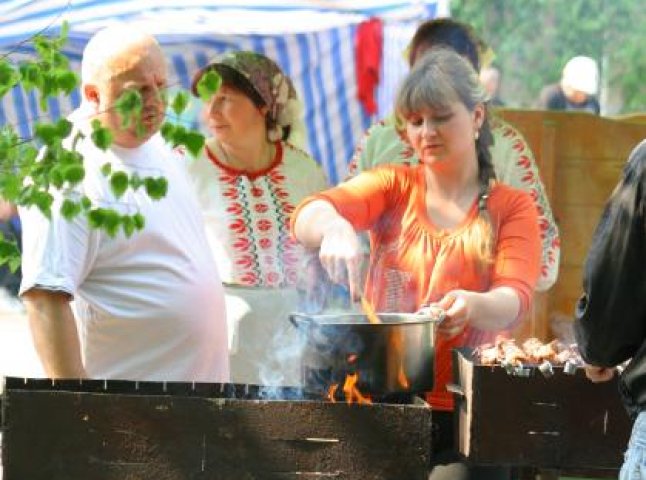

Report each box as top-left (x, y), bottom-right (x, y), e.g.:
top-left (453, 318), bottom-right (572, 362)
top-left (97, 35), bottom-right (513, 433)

top-left (290, 166), bottom-right (402, 234)
top-left (490, 188), bottom-right (541, 316)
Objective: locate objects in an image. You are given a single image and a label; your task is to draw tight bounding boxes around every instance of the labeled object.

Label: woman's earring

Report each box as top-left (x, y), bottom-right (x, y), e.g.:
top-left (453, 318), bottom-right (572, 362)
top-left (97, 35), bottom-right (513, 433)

top-left (474, 130), bottom-right (480, 141)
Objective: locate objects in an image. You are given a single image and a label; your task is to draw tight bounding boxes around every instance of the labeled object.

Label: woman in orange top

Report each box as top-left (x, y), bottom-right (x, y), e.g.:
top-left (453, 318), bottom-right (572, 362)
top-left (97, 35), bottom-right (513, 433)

top-left (292, 48), bottom-right (540, 479)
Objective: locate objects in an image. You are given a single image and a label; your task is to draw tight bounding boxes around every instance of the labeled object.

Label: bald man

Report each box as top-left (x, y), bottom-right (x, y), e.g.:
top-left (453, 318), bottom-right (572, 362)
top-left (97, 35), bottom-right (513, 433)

top-left (19, 27), bottom-right (229, 382)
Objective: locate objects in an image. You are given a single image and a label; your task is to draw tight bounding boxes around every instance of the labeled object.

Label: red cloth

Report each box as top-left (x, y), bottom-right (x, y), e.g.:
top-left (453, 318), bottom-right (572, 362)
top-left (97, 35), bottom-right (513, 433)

top-left (355, 18), bottom-right (383, 116)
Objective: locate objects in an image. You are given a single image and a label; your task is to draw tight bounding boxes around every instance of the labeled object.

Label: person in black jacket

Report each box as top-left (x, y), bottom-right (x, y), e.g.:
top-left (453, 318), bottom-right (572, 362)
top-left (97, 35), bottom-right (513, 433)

top-left (574, 139), bottom-right (646, 479)
top-left (538, 56), bottom-right (600, 115)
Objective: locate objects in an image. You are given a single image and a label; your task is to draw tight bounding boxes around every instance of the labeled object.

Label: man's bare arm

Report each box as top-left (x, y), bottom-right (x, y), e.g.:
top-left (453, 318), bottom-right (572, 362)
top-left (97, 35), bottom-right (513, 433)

top-left (22, 289), bottom-right (87, 378)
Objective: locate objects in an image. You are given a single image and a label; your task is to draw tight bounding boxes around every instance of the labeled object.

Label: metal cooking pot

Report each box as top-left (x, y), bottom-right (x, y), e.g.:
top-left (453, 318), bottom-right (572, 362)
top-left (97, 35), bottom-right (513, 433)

top-left (289, 312), bottom-right (443, 396)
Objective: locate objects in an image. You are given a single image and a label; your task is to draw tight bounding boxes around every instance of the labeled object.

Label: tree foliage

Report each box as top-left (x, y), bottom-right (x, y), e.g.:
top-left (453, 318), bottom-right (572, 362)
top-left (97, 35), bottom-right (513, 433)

top-left (0, 22), bottom-right (221, 270)
top-left (450, 0), bottom-right (646, 113)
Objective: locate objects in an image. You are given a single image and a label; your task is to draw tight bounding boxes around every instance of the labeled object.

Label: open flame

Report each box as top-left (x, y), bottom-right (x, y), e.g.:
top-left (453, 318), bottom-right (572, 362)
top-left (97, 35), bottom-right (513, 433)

top-left (397, 364), bottom-right (410, 389)
top-left (326, 353), bottom-right (372, 404)
top-left (326, 372), bottom-right (372, 405)
top-left (342, 373), bottom-right (372, 404)
top-left (325, 298), bottom-right (411, 403)
top-left (326, 383), bottom-right (339, 402)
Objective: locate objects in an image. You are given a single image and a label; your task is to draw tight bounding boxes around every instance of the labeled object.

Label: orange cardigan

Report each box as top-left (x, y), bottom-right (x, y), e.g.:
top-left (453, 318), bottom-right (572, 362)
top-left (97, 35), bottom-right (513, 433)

top-left (292, 164), bottom-right (541, 410)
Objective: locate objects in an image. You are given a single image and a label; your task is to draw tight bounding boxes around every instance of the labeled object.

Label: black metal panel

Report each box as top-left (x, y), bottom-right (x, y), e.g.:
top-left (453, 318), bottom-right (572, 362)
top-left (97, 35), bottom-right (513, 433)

top-left (2, 378), bottom-right (432, 480)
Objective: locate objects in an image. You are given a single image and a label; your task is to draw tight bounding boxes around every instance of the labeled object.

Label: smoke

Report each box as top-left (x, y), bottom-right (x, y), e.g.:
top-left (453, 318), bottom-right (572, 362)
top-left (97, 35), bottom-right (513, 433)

top-left (257, 320), bottom-right (308, 399)
top-left (230, 266), bottom-right (363, 401)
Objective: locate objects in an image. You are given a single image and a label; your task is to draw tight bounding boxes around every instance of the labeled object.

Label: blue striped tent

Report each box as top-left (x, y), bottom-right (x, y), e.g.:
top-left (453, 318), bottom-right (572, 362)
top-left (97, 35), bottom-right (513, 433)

top-left (0, 1), bottom-right (447, 183)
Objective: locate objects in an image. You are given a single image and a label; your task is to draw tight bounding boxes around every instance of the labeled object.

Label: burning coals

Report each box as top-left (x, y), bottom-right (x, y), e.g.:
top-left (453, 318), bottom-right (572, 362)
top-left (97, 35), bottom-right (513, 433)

top-left (474, 336), bottom-right (583, 378)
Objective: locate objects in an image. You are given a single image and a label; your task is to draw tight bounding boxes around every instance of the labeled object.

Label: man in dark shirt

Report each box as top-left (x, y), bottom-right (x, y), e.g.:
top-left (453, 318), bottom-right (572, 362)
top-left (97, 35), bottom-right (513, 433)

top-left (538, 56), bottom-right (600, 114)
top-left (574, 139), bottom-right (646, 478)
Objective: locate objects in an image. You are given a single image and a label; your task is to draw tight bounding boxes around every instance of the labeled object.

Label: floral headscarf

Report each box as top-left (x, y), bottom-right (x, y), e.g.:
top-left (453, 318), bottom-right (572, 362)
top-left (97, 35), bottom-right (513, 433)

top-left (192, 51), bottom-right (302, 143)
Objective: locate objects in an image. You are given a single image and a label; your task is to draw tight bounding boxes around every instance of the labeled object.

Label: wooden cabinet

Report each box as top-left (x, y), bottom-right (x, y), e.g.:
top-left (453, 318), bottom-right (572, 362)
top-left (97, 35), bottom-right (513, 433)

top-left (495, 109), bottom-right (646, 340)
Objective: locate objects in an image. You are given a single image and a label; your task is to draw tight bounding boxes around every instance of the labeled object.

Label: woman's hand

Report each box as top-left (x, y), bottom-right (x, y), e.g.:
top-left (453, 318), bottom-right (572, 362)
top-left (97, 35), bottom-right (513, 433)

top-left (433, 290), bottom-right (472, 339)
top-left (293, 199), bottom-right (363, 300)
top-left (583, 364), bottom-right (615, 383)
top-left (319, 217), bottom-right (363, 300)
top-left (434, 286), bottom-right (521, 335)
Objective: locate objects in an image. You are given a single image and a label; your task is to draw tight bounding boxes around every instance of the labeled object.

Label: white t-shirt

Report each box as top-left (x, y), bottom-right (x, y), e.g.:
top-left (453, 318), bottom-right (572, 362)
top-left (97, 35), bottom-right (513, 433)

top-left (19, 131), bottom-right (229, 383)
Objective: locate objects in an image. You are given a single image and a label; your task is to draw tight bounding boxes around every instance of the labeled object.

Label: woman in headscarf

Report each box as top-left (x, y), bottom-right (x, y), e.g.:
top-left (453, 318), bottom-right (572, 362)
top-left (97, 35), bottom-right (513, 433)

top-left (189, 51), bottom-right (327, 384)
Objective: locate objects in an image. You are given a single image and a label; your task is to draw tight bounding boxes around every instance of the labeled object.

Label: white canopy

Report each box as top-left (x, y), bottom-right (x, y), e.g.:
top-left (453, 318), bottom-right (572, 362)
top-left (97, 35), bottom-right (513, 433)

top-left (0, 0), bottom-right (449, 182)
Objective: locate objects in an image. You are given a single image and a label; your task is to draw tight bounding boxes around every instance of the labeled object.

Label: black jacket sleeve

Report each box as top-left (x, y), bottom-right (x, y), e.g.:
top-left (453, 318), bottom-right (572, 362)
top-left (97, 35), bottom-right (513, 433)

top-left (574, 140), bottom-right (646, 367)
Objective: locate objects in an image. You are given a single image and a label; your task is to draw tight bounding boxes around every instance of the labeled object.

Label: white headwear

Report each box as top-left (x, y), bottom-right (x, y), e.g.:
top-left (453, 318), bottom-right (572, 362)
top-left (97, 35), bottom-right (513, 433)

top-left (561, 56), bottom-right (599, 95)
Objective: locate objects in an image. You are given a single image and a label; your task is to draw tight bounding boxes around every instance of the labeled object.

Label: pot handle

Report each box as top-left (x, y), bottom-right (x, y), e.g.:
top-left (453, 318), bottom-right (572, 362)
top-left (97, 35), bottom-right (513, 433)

top-left (445, 383), bottom-right (465, 398)
top-left (415, 305), bottom-right (447, 323)
top-left (289, 313), bottom-right (309, 329)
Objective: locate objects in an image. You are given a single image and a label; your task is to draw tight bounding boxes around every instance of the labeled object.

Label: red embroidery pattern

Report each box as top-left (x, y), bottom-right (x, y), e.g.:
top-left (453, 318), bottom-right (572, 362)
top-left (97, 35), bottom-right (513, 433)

top-left (209, 142), bottom-right (305, 287)
top-left (490, 118), bottom-right (561, 282)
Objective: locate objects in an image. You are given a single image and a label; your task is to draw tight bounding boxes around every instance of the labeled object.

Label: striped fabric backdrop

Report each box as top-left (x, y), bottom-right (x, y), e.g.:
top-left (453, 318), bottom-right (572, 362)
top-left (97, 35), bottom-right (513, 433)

top-left (0, 1), bottom-right (446, 184)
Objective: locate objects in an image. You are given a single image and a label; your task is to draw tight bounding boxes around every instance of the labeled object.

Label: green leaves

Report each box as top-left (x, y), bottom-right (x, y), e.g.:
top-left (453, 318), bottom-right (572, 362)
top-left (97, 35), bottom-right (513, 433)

top-left (183, 131), bottom-right (206, 157)
top-left (59, 21), bottom-right (70, 45)
top-left (160, 122), bottom-right (205, 157)
top-left (63, 164), bottom-right (85, 184)
top-left (121, 215), bottom-right (135, 237)
top-left (196, 70), bottom-right (221, 102)
top-left (33, 119), bottom-right (70, 147)
top-left (56, 118), bottom-right (73, 138)
top-left (133, 213), bottom-right (145, 230)
top-left (34, 119), bottom-right (71, 147)
top-left (144, 177), bottom-right (168, 200)
top-left (33, 123), bottom-right (57, 146)
top-left (100, 165), bottom-right (168, 203)
top-left (55, 70), bottom-right (78, 95)
top-left (0, 235), bottom-right (21, 273)
top-left (80, 196), bottom-right (92, 211)
top-left (160, 122), bottom-right (175, 143)
top-left (91, 119), bottom-right (113, 151)
top-left (0, 126), bottom-right (36, 222)
top-left (14, 22), bottom-right (78, 111)
top-left (170, 91), bottom-right (190, 116)
top-left (19, 62), bottom-right (40, 91)
top-left (32, 190), bottom-right (54, 218)
top-left (0, 175), bottom-right (21, 202)
top-left (109, 171), bottom-right (129, 199)
top-left (88, 208), bottom-right (119, 236)
top-left (61, 198), bottom-right (81, 220)
top-left (0, 60), bottom-right (21, 98)
top-left (114, 88), bottom-right (143, 129)
top-left (87, 207), bottom-right (146, 238)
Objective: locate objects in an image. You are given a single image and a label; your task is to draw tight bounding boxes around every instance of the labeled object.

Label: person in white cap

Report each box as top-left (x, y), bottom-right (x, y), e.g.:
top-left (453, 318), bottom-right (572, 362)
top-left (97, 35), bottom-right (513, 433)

top-left (538, 55), bottom-right (600, 114)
